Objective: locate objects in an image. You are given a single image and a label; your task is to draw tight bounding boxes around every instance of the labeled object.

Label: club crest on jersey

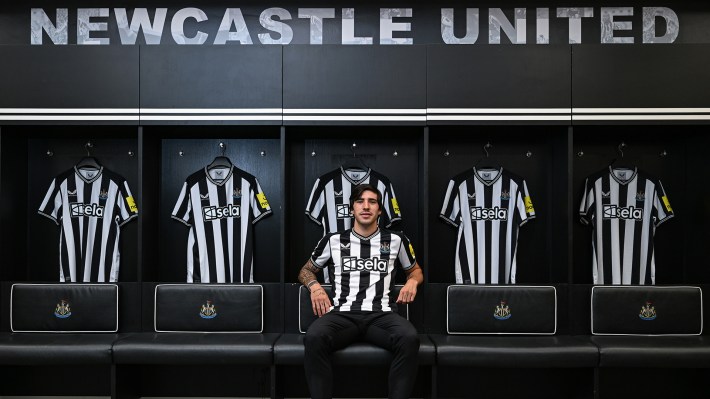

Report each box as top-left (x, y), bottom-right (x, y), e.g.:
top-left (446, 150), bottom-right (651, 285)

top-left (636, 191), bottom-right (645, 202)
top-left (70, 203), bottom-right (104, 218)
top-left (380, 241), bottom-right (391, 255)
top-left (500, 190), bottom-right (510, 201)
top-left (233, 188), bottom-right (241, 199)
top-left (334, 190), bottom-right (343, 198)
top-left (470, 206), bottom-right (508, 221)
top-left (99, 189), bottom-right (109, 201)
top-left (343, 257), bottom-right (387, 273)
top-left (203, 204), bottom-right (240, 221)
top-left (493, 301), bottom-right (511, 320)
top-left (639, 301), bottom-right (656, 321)
top-left (199, 300), bottom-right (217, 319)
top-left (54, 300), bottom-right (72, 319)
top-left (603, 205), bottom-right (643, 221)
top-left (336, 204), bottom-right (351, 219)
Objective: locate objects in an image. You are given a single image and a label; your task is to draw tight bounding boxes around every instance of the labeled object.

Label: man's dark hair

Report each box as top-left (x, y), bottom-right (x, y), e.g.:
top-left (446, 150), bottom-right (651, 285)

top-left (350, 184), bottom-right (382, 209)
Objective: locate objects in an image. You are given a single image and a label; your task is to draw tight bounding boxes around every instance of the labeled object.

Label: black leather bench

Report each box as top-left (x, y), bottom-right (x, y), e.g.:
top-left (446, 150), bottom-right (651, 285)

top-left (0, 284), bottom-right (120, 396)
top-left (111, 284), bottom-right (280, 398)
top-left (429, 285), bottom-right (598, 367)
top-left (273, 285), bottom-right (436, 397)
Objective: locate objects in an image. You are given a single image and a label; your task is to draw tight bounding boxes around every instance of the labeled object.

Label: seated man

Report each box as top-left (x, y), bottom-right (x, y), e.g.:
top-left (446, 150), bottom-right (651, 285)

top-left (298, 183), bottom-right (424, 399)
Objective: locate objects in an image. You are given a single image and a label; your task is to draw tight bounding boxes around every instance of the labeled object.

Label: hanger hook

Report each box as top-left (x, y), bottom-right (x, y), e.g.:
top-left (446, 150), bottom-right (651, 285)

top-left (351, 142), bottom-right (357, 157)
top-left (219, 142), bottom-right (226, 157)
top-left (483, 141), bottom-right (493, 158)
top-left (85, 141), bottom-right (93, 157)
top-left (618, 142), bottom-right (626, 158)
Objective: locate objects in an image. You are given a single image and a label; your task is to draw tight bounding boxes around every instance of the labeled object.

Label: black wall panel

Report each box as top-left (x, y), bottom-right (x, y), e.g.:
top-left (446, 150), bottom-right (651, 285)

top-left (0, 46), bottom-right (139, 124)
top-left (139, 46), bottom-right (282, 125)
top-left (427, 45), bottom-right (572, 124)
top-left (283, 45), bottom-right (426, 124)
top-left (572, 44), bottom-right (710, 121)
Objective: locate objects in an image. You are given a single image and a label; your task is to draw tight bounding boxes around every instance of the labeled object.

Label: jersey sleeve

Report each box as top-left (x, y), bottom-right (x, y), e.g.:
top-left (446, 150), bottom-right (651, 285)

top-left (381, 181), bottom-right (402, 228)
top-left (38, 178), bottom-right (61, 225)
top-left (653, 180), bottom-right (674, 227)
top-left (439, 179), bottom-right (461, 227)
top-left (397, 234), bottom-right (416, 271)
top-left (579, 177), bottom-right (595, 226)
top-left (116, 179), bottom-right (139, 227)
top-left (305, 178), bottom-right (325, 225)
top-left (251, 178), bottom-right (273, 224)
top-left (516, 179), bottom-right (535, 226)
top-left (171, 181), bottom-right (193, 227)
top-left (310, 234), bottom-right (333, 268)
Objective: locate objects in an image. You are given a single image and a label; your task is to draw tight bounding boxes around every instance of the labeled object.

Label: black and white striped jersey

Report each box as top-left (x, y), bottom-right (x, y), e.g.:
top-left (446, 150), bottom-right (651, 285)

top-left (172, 166), bottom-right (272, 283)
top-left (306, 167), bottom-right (402, 282)
top-left (310, 228), bottom-right (416, 312)
top-left (440, 167), bottom-right (535, 285)
top-left (38, 166), bottom-right (138, 282)
top-left (579, 167), bottom-right (674, 285)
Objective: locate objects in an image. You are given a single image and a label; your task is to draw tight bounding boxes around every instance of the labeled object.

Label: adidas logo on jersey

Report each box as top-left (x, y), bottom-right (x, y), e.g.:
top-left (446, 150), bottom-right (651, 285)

top-left (202, 204), bottom-right (240, 221)
top-left (70, 203), bottom-right (104, 218)
top-left (343, 256), bottom-right (388, 272)
top-left (602, 205), bottom-right (643, 220)
top-left (470, 206), bottom-right (508, 221)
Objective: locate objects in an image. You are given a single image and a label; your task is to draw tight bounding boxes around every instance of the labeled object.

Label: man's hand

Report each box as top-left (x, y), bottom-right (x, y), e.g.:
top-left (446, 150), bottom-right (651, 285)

top-left (310, 284), bottom-right (332, 317)
top-left (396, 279), bottom-right (418, 304)
top-left (297, 260), bottom-right (332, 316)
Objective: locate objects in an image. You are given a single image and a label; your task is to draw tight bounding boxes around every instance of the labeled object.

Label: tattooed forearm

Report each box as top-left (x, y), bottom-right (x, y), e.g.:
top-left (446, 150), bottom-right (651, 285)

top-left (298, 260), bottom-right (321, 286)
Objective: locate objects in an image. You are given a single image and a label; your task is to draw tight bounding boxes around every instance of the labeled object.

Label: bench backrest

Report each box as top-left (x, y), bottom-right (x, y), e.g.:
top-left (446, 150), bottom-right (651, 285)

top-left (447, 285), bottom-right (557, 335)
top-left (11, 283), bottom-right (118, 333)
top-left (591, 286), bottom-right (703, 335)
top-left (154, 284), bottom-right (263, 333)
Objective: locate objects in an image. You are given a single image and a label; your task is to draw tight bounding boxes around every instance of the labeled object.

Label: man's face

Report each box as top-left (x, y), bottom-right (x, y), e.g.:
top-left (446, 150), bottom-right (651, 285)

top-left (352, 190), bottom-right (381, 228)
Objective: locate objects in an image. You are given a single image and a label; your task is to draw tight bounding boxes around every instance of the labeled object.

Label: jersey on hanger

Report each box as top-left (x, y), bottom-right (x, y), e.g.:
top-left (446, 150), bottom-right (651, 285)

top-left (440, 167), bottom-right (535, 284)
top-left (306, 167), bottom-right (401, 283)
top-left (38, 166), bottom-right (138, 282)
top-left (579, 167), bottom-right (674, 285)
top-left (172, 165), bottom-right (272, 283)
top-left (310, 228), bottom-right (416, 312)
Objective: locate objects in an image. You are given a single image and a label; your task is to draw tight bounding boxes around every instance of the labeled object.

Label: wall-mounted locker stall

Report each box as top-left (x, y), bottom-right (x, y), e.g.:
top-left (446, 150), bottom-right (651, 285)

top-left (570, 44), bottom-right (710, 399)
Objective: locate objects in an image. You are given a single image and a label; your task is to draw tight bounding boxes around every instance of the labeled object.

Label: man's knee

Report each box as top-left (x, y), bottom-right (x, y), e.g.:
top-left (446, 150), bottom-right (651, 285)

top-left (304, 328), bottom-right (331, 351)
top-left (393, 329), bottom-right (420, 352)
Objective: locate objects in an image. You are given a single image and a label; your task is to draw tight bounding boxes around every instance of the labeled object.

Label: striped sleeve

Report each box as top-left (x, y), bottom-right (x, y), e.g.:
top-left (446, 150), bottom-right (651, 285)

top-left (517, 179), bottom-right (535, 226)
top-left (439, 179), bottom-right (461, 227)
top-left (171, 181), bottom-right (193, 226)
top-left (251, 177), bottom-right (273, 224)
top-left (396, 233), bottom-right (416, 270)
top-left (579, 177), bottom-right (595, 225)
top-left (305, 178), bottom-right (325, 225)
top-left (38, 178), bottom-right (61, 225)
top-left (383, 180), bottom-right (402, 227)
top-left (117, 179), bottom-right (138, 226)
top-left (653, 179), bottom-right (674, 226)
top-left (310, 234), bottom-right (333, 268)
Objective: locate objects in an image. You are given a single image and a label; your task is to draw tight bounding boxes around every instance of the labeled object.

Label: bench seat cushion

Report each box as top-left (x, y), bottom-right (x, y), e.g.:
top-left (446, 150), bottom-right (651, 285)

top-left (112, 332), bottom-right (280, 365)
top-left (0, 333), bottom-right (119, 365)
top-left (274, 333), bottom-right (436, 365)
top-left (591, 336), bottom-right (710, 367)
top-left (430, 335), bottom-right (599, 368)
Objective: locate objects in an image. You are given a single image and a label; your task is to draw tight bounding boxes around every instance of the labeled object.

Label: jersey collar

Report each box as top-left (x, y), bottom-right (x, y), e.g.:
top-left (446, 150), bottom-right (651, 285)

top-left (352, 227), bottom-right (380, 241)
top-left (473, 167), bottom-right (503, 186)
top-left (204, 165), bottom-right (234, 186)
top-left (341, 166), bottom-right (371, 185)
top-left (74, 166), bottom-right (103, 184)
top-left (609, 166), bottom-right (638, 185)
